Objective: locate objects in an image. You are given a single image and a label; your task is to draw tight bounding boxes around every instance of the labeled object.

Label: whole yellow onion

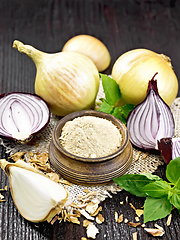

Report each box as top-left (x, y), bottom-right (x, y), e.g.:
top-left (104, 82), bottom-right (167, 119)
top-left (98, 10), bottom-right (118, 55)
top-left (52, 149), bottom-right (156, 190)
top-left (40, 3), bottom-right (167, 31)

top-left (62, 35), bottom-right (111, 72)
top-left (112, 49), bottom-right (178, 106)
top-left (13, 40), bottom-right (100, 116)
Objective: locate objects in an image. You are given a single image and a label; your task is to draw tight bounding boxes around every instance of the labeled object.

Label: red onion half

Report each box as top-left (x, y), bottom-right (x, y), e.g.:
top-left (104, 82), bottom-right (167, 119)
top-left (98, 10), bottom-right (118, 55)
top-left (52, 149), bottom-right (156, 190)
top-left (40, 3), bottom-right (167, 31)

top-left (158, 137), bottom-right (180, 164)
top-left (127, 73), bottom-right (175, 150)
top-left (0, 92), bottom-right (50, 142)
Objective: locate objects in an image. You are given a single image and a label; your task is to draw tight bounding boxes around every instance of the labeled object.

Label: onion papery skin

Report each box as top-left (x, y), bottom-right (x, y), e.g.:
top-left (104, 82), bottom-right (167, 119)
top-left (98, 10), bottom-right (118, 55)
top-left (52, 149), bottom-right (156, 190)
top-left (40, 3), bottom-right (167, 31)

top-left (112, 49), bottom-right (178, 106)
top-left (13, 40), bottom-right (100, 116)
top-left (0, 92), bottom-right (50, 142)
top-left (127, 77), bottom-right (175, 150)
top-left (62, 35), bottom-right (111, 72)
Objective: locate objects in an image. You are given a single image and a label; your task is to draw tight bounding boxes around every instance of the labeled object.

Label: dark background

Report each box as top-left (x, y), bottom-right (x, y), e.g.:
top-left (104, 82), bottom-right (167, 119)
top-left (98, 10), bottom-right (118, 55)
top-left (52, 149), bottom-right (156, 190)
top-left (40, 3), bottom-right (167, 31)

top-left (0, 0), bottom-right (180, 239)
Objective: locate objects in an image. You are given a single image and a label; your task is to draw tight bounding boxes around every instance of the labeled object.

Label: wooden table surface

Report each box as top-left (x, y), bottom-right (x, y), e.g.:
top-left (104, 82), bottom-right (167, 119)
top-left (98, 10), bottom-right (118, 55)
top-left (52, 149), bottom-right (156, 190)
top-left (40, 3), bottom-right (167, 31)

top-left (0, 0), bottom-right (180, 239)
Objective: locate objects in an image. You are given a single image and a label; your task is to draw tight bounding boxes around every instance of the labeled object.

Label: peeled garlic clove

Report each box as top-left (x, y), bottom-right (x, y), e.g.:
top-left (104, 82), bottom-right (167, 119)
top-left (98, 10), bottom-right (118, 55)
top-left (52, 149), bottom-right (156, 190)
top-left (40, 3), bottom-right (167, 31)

top-left (13, 40), bottom-right (100, 116)
top-left (0, 159), bottom-right (68, 222)
top-left (62, 35), bottom-right (111, 72)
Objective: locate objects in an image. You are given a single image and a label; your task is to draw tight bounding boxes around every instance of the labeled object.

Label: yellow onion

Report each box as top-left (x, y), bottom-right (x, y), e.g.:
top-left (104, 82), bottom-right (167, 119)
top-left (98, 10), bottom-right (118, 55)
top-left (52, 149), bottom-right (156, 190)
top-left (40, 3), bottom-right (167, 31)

top-left (13, 40), bottom-right (100, 116)
top-left (111, 49), bottom-right (178, 106)
top-left (62, 35), bottom-right (111, 72)
top-left (0, 159), bottom-right (68, 222)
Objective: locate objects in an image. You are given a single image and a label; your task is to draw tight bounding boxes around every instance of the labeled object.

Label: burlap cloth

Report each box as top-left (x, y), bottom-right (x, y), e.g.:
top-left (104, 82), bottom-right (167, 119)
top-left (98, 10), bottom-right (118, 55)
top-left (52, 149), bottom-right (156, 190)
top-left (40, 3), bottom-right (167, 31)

top-left (1, 81), bottom-right (180, 215)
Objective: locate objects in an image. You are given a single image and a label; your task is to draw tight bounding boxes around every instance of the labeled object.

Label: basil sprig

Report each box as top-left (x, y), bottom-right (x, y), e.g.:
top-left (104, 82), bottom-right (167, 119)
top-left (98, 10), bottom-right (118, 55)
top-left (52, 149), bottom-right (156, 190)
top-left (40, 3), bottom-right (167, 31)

top-left (113, 157), bottom-right (180, 223)
top-left (98, 74), bottom-right (134, 125)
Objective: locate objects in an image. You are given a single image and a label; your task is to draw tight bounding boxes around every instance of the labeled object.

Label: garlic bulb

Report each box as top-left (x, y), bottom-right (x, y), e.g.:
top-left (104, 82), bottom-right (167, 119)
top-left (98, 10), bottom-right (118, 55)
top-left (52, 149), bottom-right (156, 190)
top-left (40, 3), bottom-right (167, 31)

top-left (0, 159), bottom-right (68, 222)
top-left (13, 40), bottom-right (100, 116)
top-left (112, 49), bottom-right (178, 106)
top-left (62, 35), bottom-right (111, 72)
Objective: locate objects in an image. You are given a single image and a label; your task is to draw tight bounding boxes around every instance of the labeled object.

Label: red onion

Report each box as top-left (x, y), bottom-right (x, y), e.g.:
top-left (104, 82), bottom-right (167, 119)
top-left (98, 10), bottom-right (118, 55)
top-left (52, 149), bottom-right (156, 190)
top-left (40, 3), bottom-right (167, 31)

top-left (0, 92), bottom-right (50, 142)
top-left (127, 73), bottom-right (175, 150)
top-left (171, 138), bottom-right (180, 159)
top-left (157, 138), bottom-right (172, 164)
top-left (158, 137), bottom-right (180, 164)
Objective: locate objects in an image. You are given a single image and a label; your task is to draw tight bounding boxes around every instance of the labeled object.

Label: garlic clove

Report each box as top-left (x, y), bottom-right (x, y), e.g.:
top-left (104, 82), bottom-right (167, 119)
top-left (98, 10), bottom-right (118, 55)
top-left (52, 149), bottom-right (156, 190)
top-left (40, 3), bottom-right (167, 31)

top-left (0, 159), bottom-right (68, 222)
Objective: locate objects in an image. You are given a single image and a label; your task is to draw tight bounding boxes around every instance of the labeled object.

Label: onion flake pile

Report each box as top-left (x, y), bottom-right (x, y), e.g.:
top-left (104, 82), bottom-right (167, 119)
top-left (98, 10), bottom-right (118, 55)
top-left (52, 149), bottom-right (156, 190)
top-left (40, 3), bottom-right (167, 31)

top-left (127, 73), bottom-right (175, 150)
top-left (0, 92), bottom-right (50, 142)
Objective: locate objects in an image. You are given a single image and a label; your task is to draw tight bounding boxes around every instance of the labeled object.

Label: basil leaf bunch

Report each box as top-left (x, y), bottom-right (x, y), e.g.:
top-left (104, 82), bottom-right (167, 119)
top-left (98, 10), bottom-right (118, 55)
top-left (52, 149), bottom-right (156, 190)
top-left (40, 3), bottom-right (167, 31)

top-left (98, 74), bottom-right (134, 125)
top-left (113, 157), bottom-right (180, 223)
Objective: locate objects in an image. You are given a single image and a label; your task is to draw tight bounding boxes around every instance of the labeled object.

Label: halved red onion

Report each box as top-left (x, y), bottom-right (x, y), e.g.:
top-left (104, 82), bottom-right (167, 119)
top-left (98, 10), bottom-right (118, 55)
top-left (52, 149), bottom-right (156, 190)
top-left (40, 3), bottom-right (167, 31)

top-left (0, 92), bottom-right (50, 142)
top-left (158, 137), bottom-right (180, 164)
top-left (127, 73), bottom-right (175, 150)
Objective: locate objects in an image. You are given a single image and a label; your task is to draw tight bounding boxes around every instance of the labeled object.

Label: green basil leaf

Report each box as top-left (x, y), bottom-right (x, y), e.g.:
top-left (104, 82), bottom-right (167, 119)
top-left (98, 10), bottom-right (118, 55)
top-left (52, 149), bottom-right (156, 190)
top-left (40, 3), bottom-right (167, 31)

top-left (143, 196), bottom-right (172, 223)
top-left (98, 101), bottom-right (114, 114)
top-left (113, 174), bottom-right (159, 197)
top-left (168, 187), bottom-right (180, 210)
top-left (166, 157), bottom-right (180, 188)
top-left (111, 105), bottom-right (135, 125)
top-left (100, 74), bottom-right (121, 105)
top-left (120, 104), bottom-right (135, 119)
top-left (99, 98), bottom-right (107, 103)
top-left (112, 107), bottom-right (126, 125)
top-left (140, 172), bottom-right (162, 181)
top-left (141, 181), bottom-right (171, 198)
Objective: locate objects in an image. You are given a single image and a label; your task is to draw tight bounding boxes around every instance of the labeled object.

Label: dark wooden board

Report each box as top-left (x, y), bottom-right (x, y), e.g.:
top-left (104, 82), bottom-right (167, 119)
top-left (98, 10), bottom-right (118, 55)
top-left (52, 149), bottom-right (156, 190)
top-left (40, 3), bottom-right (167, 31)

top-left (0, 0), bottom-right (180, 239)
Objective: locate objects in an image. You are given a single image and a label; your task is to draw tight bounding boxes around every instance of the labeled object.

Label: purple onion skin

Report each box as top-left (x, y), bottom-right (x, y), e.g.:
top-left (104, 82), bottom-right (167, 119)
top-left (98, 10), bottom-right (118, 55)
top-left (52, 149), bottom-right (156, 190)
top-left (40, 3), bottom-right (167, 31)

top-left (126, 72), bottom-right (175, 150)
top-left (0, 93), bottom-right (6, 99)
top-left (146, 73), bottom-right (159, 95)
top-left (0, 92), bottom-right (51, 142)
top-left (158, 138), bottom-right (172, 164)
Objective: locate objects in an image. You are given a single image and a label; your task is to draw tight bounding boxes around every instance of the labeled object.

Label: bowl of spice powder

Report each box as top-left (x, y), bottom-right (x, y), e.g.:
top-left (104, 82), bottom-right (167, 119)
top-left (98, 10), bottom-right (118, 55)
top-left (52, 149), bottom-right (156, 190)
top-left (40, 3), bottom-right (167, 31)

top-left (49, 110), bottom-right (133, 185)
